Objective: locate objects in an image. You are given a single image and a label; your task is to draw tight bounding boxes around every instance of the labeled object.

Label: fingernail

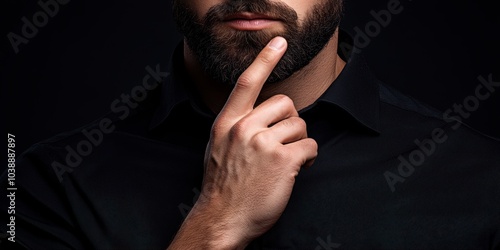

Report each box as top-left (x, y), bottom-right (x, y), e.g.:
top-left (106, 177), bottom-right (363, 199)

top-left (268, 37), bottom-right (286, 50)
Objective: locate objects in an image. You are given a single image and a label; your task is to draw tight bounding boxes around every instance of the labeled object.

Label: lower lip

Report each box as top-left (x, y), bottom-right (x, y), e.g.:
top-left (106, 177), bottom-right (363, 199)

top-left (225, 19), bottom-right (279, 31)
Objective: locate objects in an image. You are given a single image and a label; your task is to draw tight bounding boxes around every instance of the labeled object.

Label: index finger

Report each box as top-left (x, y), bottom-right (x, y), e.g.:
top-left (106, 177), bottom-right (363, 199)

top-left (221, 36), bottom-right (288, 117)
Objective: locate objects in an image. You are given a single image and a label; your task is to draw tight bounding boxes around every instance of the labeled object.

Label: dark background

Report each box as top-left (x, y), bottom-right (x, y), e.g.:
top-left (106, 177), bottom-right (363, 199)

top-left (1, 0), bottom-right (499, 172)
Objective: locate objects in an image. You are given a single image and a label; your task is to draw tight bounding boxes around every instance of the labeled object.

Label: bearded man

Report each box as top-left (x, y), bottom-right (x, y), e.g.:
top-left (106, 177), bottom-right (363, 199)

top-left (1, 0), bottom-right (499, 249)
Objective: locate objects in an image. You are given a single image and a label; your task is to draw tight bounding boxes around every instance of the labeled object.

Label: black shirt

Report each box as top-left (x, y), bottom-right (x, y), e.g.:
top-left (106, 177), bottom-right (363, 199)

top-left (2, 34), bottom-right (500, 249)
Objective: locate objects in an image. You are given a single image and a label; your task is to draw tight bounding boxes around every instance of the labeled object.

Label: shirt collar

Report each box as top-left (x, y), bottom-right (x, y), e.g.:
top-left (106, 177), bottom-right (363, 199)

top-left (311, 34), bottom-right (381, 133)
top-left (149, 30), bottom-right (380, 134)
top-left (149, 44), bottom-right (204, 130)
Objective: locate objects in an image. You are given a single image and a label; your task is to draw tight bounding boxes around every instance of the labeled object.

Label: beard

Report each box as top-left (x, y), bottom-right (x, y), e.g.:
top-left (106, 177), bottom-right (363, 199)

top-left (173, 0), bottom-right (343, 86)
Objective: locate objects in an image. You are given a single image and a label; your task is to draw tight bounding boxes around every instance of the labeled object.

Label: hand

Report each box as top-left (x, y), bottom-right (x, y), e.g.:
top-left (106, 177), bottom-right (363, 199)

top-left (168, 37), bottom-right (318, 250)
top-left (194, 37), bottom-right (318, 247)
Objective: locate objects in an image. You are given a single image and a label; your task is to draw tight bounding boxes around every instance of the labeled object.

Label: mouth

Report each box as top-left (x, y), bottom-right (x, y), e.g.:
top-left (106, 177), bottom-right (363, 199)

top-left (223, 12), bottom-right (282, 31)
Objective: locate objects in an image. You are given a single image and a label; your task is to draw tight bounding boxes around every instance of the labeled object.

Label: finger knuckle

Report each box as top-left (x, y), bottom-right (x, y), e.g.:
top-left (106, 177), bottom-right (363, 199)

top-left (274, 94), bottom-right (295, 109)
top-left (229, 120), bottom-right (250, 140)
top-left (273, 94), bottom-right (291, 102)
top-left (252, 132), bottom-right (270, 148)
top-left (296, 118), bottom-right (307, 130)
top-left (280, 118), bottom-right (295, 128)
top-left (311, 140), bottom-right (319, 152)
top-left (236, 74), bottom-right (254, 89)
top-left (210, 122), bottom-right (225, 138)
top-left (306, 138), bottom-right (319, 154)
top-left (285, 117), bottom-right (307, 131)
top-left (211, 116), bottom-right (231, 136)
top-left (272, 147), bottom-right (291, 162)
top-left (257, 51), bottom-right (274, 65)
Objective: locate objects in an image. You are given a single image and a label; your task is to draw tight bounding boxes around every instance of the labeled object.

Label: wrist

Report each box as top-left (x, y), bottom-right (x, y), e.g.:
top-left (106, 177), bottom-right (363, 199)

top-left (191, 201), bottom-right (252, 249)
top-left (169, 200), bottom-right (252, 250)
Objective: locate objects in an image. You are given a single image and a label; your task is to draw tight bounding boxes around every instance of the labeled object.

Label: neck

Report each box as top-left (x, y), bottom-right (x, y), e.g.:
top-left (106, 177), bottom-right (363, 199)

top-left (184, 28), bottom-right (346, 113)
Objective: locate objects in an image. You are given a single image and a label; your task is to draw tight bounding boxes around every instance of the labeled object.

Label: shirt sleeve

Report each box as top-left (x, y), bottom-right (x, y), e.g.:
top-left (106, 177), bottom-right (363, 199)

top-left (1, 143), bottom-right (90, 249)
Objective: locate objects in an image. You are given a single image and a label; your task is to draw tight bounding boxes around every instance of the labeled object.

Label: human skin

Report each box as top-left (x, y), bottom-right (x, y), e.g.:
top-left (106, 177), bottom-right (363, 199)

top-left (168, 1), bottom-right (346, 249)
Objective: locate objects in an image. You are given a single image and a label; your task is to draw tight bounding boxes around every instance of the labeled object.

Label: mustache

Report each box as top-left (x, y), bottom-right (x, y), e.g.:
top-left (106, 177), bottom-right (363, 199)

top-left (204, 0), bottom-right (299, 24)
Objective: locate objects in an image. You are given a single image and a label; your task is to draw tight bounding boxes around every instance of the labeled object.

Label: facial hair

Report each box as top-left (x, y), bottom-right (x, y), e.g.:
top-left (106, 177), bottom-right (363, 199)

top-left (173, 0), bottom-right (343, 86)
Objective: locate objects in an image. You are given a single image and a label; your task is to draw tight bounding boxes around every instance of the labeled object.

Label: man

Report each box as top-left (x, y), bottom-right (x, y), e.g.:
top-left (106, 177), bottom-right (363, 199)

top-left (1, 0), bottom-right (499, 249)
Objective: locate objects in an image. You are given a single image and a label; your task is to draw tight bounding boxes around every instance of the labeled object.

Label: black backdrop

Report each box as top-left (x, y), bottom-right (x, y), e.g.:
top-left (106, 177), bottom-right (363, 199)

top-left (2, 0), bottom-right (499, 173)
